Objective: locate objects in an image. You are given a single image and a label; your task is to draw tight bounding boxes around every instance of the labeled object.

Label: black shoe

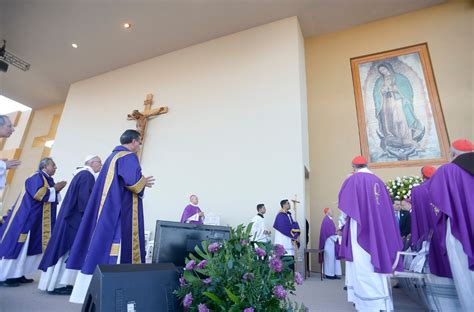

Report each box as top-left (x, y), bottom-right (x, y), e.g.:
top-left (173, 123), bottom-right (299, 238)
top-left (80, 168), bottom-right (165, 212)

top-left (49, 287), bottom-right (72, 295)
top-left (325, 274), bottom-right (336, 280)
top-left (17, 276), bottom-right (34, 283)
top-left (66, 285), bottom-right (73, 290)
top-left (343, 286), bottom-right (347, 291)
top-left (335, 276), bottom-right (341, 280)
top-left (0, 279), bottom-right (20, 287)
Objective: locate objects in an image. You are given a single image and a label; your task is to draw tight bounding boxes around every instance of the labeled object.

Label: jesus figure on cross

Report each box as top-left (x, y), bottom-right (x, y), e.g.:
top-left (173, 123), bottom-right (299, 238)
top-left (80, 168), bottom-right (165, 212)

top-left (127, 93), bottom-right (168, 158)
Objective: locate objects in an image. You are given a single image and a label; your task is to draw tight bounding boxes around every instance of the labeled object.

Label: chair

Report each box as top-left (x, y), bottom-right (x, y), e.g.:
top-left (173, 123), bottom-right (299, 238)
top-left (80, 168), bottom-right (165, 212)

top-left (390, 230), bottom-right (459, 311)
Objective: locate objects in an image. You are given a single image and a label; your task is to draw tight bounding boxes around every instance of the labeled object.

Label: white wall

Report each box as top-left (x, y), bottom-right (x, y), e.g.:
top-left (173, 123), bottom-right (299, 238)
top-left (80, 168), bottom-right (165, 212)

top-left (52, 17), bottom-right (308, 242)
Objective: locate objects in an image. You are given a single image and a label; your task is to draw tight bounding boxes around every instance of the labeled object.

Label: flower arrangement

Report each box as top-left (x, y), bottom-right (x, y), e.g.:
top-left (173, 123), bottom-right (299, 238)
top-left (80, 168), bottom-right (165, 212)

top-left (385, 175), bottom-right (423, 200)
top-left (175, 224), bottom-right (306, 311)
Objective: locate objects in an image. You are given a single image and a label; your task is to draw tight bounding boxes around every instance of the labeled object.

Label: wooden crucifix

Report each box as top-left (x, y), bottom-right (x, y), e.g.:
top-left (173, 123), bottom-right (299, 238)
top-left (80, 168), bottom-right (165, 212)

top-left (127, 93), bottom-right (168, 159)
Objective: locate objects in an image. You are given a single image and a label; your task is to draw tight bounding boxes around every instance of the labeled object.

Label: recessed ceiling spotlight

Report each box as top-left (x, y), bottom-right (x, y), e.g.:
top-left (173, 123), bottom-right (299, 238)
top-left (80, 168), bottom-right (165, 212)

top-left (123, 23), bottom-right (131, 29)
top-left (71, 43), bottom-right (78, 48)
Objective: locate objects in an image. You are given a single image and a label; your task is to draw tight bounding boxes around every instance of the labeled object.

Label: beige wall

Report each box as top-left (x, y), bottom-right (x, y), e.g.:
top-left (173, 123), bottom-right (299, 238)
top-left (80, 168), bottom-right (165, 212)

top-left (51, 17), bottom-right (309, 256)
top-left (305, 0), bottom-right (473, 260)
top-left (1, 104), bottom-right (64, 214)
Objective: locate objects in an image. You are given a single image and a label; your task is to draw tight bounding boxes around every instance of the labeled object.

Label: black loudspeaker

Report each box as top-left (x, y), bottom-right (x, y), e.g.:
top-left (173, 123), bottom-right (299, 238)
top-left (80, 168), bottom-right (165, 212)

top-left (82, 263), bottom-right (181, 312)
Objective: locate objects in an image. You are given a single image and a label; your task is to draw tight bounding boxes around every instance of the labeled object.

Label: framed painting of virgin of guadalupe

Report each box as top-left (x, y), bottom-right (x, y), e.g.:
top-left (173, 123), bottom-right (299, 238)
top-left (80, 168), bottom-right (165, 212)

top-left (351, 43), bottom-right (450, 168)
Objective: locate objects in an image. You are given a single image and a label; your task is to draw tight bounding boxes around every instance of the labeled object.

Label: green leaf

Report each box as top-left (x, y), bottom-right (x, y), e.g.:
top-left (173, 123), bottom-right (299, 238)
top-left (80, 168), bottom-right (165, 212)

top-left (245, 223), bottom-right (253, 238)
top-left (228, 305), bottom-right (241, 312)
top-left (195, 244), bottom-right (210, 260)
top-left (183, 270), bottom-right (199, 283)
top-left (203, 291), bottom-right (223, 305)
top-left (224, 288), bottom-right (241, 304)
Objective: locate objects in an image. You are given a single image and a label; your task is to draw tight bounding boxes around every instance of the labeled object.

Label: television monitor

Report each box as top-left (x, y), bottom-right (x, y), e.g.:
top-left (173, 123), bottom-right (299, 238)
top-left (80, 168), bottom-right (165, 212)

top-left (152, 220), bottom-right (230, 267)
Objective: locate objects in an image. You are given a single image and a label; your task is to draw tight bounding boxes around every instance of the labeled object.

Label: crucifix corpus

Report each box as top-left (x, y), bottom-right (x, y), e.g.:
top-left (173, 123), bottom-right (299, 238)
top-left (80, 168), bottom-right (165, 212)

top-left (127, 93), bottom-right (168, 159)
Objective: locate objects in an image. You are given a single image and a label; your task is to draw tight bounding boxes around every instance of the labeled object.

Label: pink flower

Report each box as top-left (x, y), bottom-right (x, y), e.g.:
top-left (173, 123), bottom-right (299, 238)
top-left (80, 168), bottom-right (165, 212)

top-left (179, 276), bottom-right (187, 286)
top-left (273, 285), bottom-right (287, 299)
top-left (269, 257), bottom-right (283, 272)
top-left (240, 239), bottom-right (248, 246)
top-left (208, 243), bottom-right (220, 253)
top-left (197, 260), bottom-right (208, 269)
top-left (183, 292), bottom-right (193, 308)
top-left (243, 308), bottom-right (254, 312)
top-left (273, 244), bottom-right (286, 257)
top-left (185, 260), bottom-right (196, 270)
top-left (255, 247), bottom-right (266, 257)
top-left (198, 303), bottom-right (210, 312)
top-left (202, 277), bottom-right (212, 285)
top-left (294, 272), bottom-right (304, 285)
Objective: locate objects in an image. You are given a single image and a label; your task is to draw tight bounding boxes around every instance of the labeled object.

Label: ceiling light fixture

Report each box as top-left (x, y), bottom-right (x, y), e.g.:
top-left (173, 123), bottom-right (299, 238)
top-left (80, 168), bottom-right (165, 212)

top-left (71, 43), bottom-right (78, 48)
top-left (123, 23), bottom-right (131, 29)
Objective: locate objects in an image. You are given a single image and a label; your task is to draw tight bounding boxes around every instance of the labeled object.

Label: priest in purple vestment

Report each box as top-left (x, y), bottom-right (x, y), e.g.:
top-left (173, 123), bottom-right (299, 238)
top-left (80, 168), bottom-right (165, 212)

top-left (180, 195), bottom-right (205, 224)
top-left (38, 155), bottom-right (102, 295)
top-left (338, 156), bottom-right (402, 311)
top-left (427, 138), bottom-right (474, 311)
top-left (0, 158), bottom-right (66, 287)
top-left (318, 207), bottom-right (341, 279)
top-left (67, 130), bottom-right (155, 304)
top-left (273, 199), bottom-right (300, 271)
top-left (411, 165), bottom-right (453, 278)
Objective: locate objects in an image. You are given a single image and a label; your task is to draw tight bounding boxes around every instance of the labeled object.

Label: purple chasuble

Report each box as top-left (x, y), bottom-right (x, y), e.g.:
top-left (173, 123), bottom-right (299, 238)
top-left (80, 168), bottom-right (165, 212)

top-left (410, 183), bottom-right (432, 247)
top-left (319, 215), bottom-right (336, 263)
top-left (411, 181), bottom-right (452, 277)
top-left (66, 146), bottom-right (147, 275)
top-left (428, 152), bottom-right (474, 271)
top-left (180, 204), bottom-right (204, 224)
top-left (38, 169), bottom-right (96, 271)
top-left (338, 172), bottom-right (403, 273)
top-left (273, 210), bottom-right (301, 247)
top-left (0, 170), bottom-right (58, 259)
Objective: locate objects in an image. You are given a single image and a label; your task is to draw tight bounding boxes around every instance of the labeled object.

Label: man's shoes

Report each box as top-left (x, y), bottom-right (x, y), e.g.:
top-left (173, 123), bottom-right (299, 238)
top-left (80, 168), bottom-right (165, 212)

top-left (324, 274), bottom-right (337, 280)
top-left (335, 276), bottom-right (341, 279)
top-left (48, 287), bottom-right (73, 295)
top-left (16, 276), bottom-right (34, 283)
top-left (0, 279), bottom-right (20, 287)
top-left (343, 286), bottom-right (347, 291)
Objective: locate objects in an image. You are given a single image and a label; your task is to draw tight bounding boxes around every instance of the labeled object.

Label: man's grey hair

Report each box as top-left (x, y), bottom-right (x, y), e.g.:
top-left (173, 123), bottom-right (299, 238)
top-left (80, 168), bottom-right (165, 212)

top-left (352, 164), bottom-right (368, 170)
top-left (38, 157), bottom-right (53, 170)
top-left (451, 146), bottom-right (469, 157)
top-left (0, 115), bottom-right (8, 126)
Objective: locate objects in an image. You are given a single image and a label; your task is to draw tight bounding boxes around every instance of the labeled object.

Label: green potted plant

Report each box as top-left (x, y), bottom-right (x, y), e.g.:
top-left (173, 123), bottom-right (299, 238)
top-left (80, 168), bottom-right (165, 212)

top-left (175, 224), bottom-right (306, 311)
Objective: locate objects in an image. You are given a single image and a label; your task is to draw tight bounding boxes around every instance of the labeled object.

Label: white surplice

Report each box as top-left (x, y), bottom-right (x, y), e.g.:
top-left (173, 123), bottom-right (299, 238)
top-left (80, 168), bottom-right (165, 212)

top-left (346, 219), bottom-right (393, 312)
top-left (0, 183), bottom-right (58, 282)
top-left (446, 220), bottom-right (474, 312)
top-left (250, 214), bottom-right (270, 243)
top-left (323, 234), bottom-right (341, 277)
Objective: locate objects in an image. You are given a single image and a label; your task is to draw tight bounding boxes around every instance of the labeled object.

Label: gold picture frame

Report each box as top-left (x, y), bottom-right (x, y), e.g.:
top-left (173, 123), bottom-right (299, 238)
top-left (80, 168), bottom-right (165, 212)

top-left (351, 43), bottom-right (449, 168)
